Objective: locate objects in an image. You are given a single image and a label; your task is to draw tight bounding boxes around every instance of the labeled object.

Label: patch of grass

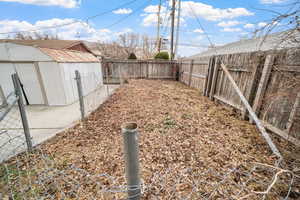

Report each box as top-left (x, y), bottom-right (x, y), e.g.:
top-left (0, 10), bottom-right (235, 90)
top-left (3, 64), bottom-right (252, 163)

top-left (181, 113), bottom-right (193, 120)
top-left (145, 123), bottom-right (158, 132)
top-left (163, 116), bottom-right (177, 129)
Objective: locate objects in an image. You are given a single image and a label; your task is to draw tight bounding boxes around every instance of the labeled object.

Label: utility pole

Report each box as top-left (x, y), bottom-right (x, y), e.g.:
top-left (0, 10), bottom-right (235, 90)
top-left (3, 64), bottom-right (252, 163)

top-left (170, 0), bottom-right (176, 60)
top-left (158, 38), bottom-right (162, 52)
top-left (174, 0), bottom-right (181, 59)
top-left (156, 0), bottom-right (162, 53)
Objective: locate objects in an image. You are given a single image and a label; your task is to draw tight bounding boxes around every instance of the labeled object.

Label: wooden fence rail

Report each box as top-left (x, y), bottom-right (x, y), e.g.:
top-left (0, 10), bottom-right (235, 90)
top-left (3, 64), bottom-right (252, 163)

top-left (102, 60), bottom-right (177, 84)
top-left (101, 51), bottom-right (300, 146)
top-left (180, 49), bottom-right (300, 146)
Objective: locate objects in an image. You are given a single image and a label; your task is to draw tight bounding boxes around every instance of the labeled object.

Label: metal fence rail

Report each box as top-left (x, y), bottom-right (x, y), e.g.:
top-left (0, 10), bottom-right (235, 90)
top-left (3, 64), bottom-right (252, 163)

top-left (1, 73), bottom-right (299, 200)
top-left (75, 70), bottom-right (113, 120)
top-left (1, 154), bottom-right (297, 199)
top-left (0, 74), bottom-right (32, 163)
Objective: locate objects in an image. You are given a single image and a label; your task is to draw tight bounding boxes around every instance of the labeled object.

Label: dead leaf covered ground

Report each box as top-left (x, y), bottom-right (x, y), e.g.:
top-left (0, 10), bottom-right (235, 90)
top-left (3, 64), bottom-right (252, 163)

top-left (1, 80), bottom-right (299, 199)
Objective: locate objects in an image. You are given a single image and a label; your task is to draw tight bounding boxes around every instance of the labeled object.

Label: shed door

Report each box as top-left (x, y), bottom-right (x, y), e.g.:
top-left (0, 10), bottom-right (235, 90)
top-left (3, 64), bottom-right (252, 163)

top-left (15, 63), bottom-right (44, 105)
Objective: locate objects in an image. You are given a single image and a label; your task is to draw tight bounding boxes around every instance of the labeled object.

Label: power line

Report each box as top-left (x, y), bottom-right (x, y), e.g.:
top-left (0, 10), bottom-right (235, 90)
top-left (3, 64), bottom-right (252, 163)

top-left (156, 0), bottom-right (162, 52)
top-left (160, 0), bottom-right (171, 38)
top-left (188, 5), bottom-right (283, 160)
top-left (164, 41), bottom-right (209, 48)
top-left (102, 0), bottom-right (152, 29)
top-left (174, 0), bottom-right (181, 58)
top-left (160, 10), bottom-right (170, 38)
top-left (0, 0), bottom-right (141, 35)
top-left (187, 4), bottom-right (215, 49)
top-left (0, 21), bottom-right (81, 35)
top-left (170, 0), bottom-right (176, 60)
top-left (86, 0), bottom-right (139, 21)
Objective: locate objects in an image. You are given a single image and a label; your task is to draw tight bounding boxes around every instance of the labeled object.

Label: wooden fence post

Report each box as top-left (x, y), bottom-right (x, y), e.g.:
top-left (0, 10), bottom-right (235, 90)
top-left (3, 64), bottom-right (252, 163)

top-left (188, 60), bottom-right (194, 86)
top-left (147, 62), bottom-right (150, 79)
top-left (209, 57), bottom-right (219, 100)
top-left (178, 61), bottom-right (182, 82)
top-left (204, 57), bottom-right (214, 97)
top-left (140, 61), bottom-right (142, 78)
top-left (241, 57), bottom-right (261, 119)
top-left (219, 62), bottom-right (282, 159)
top-left (286, 92), bottom-right (300, 133)
top-left (174, 61), bottom-right (178, 80)
top-left (251, 55), bottom-right (274, 123)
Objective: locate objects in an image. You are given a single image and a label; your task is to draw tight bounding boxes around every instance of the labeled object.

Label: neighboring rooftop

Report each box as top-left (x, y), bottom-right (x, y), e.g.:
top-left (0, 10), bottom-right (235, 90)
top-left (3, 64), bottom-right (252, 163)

top-left (39, 48), bottom-right (99, 62)
top-left (0, 39), bottom-right (129, 59)
top-left (189, 31), bottom-right (299, 59)
top-left (83, 41), bottom-right (129, 59)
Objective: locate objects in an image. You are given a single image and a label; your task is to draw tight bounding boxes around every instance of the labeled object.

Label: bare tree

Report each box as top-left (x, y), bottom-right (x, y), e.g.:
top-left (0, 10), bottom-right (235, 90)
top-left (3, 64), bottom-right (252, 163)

top-left (96, 42), bottom-right (129, 59)
top-left (117, 33), bottom-right (156, 59)
top-left (255, 0), bottom-right (300, 47)
top-left (118, 33), bottom-right (139, 55)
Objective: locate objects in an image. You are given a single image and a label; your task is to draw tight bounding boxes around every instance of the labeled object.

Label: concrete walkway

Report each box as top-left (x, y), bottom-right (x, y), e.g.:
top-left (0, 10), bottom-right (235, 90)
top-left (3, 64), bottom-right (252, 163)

top-left (0, 85), bottom-right (119, 162)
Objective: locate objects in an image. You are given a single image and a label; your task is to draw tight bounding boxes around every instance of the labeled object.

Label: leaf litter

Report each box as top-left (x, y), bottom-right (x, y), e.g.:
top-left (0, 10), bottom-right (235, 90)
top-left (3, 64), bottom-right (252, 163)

top-left (1, 79), bottom-right (299, 199)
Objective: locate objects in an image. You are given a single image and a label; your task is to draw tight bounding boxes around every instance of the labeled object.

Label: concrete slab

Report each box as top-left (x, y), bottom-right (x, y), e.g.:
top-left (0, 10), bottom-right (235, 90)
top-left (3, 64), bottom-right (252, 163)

top-left (0, 84), bottom-right (119, 162)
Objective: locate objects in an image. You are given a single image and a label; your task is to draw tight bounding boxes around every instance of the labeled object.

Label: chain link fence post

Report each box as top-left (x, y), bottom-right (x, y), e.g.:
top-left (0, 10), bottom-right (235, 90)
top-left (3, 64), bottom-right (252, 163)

top-left (122, 123), bottom-right (141, 200)
top-left (75, 70), bottom-right (85, 120)
top-left (12, 73), bottom-right (33, 152)
top-left (0, 85), bottom-right (8, 109)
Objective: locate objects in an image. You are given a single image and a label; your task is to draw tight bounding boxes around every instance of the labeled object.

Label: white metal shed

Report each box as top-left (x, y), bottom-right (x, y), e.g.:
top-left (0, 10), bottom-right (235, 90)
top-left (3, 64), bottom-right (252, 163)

top-left (0, 42), bottom-right (103, 106)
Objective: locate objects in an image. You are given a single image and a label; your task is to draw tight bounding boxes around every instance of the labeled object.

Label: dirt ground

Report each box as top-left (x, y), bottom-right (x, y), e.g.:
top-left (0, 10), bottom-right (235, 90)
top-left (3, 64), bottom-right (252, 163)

top-left (2, 80), bottom-right (299, 199)
top-left (37, 79), bottom-right (298, 199)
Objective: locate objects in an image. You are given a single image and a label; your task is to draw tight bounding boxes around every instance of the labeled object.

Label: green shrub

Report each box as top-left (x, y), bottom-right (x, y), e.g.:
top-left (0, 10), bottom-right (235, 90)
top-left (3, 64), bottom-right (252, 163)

top-left (154, 52), bottom-right (169, 60)
top-left (128, 53), bottom-right (137, 59)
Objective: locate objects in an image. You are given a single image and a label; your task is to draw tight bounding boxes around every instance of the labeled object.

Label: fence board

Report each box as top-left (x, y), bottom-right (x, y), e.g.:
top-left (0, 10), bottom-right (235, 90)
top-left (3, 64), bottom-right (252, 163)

top-left (185, 49), bottom-right (300, 144)
top-left (104, 49), bottom-right (300, 144)
top-left (103, 60), bottom-right (176, 83)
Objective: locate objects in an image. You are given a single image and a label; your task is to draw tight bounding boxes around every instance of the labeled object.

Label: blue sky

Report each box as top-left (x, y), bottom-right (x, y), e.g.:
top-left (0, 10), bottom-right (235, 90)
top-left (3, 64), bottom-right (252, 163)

top-left (0, 0), bottom-right (291, 56)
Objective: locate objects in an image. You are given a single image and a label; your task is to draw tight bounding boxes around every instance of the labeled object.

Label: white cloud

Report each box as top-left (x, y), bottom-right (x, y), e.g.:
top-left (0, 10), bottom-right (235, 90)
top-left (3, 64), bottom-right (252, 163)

top-left (258, 22), bottom-right (267, 27)
top-left (260, 0), bottom-right (286, 4)
top-left (115, 28), bottom-right (133, 36)
top-left (142, 5), bottom-right (169, 27)
top-left (142, 13), bottom-right (159, 27)
top-left (193, 29), bottom-right (204, 33)
top-left (178, 45), bottom-right (206, 57)
top-left (195, 35), bottom-right (204, 41)
top-left (222, 27), bottom-right (242, 32)
top-left (0, 18), bottom-right (125, 42)
top-left (144, 4), bottom-right (166, 13)
top-left (0, 0), bottom-right (79, 8)
top-left (244, 23), bottom-right (255, 29)
top-left (180, 1), bottom-right (254, 21)
top-left (113, 8), bottom-right (132, 15)
top-left (142, 4), bottom-right (185, 27)
top-left (142, 1), bottom-right (253, 28)
top-left (217, 20), bottom-right (240, 27)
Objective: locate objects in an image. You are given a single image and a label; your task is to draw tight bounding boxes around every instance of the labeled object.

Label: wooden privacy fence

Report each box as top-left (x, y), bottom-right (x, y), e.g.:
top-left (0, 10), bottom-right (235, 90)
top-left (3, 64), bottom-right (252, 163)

top-left (179, 57), bottom-right (210, 94)
top-left (180, 49), bottom-right (300, 146)
top-left (101, 53), bottom-right (299, 146)
top-left (102, 60), bottom-right (177, 84)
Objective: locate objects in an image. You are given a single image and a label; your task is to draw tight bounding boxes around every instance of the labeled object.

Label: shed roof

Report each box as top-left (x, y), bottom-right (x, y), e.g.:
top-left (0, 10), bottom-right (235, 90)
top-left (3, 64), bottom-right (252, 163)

top-left (0, 39), bottom-right (81, 50)
top-left (0, 42), bottom-right (53, 62)
top-left (39, 48), bottom-right (99, 63)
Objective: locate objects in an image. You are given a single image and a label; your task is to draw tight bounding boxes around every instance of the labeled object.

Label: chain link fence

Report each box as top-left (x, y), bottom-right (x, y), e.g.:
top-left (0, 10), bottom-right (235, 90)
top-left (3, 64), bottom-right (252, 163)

top-left (1, 154), bottom-right (299, 199)
top-left (1, 73), bottom-right (299, 200)
top-left (0, 74), bottom-right (31, 164)
top-left (75, 70), bottom-right (114, 120)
